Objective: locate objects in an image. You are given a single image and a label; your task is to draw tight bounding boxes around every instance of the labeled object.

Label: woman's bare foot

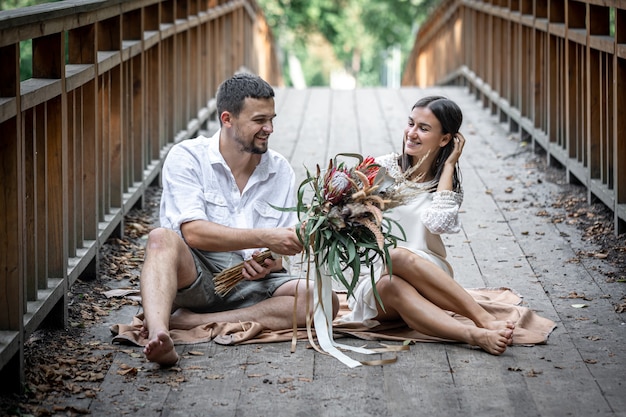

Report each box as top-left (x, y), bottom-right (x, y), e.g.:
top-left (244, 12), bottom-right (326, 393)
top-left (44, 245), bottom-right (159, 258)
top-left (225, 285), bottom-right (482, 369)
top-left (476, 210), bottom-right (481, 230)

top-left (143, 331), bottom-right (179, 366)
top-left (469, 327), bottom-right (513, 355)
top-left (484, 320), bottom-right (515, 345)
top-left (483, 320), bottom-right (515, 331)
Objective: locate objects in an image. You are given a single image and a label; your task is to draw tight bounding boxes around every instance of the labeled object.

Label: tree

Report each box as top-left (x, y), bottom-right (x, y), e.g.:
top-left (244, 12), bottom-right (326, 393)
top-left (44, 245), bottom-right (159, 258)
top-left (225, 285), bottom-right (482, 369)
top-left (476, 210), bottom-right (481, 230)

top-left (257, 0), bottom-right (441, 86)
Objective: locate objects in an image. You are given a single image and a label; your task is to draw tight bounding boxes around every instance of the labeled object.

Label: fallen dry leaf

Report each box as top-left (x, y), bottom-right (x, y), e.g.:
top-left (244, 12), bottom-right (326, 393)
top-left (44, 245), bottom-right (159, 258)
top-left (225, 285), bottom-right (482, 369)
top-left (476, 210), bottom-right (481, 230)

top-left (117, 366), bottom-right (139, 376)
top-left (565, 292), bottom-right (592, 301)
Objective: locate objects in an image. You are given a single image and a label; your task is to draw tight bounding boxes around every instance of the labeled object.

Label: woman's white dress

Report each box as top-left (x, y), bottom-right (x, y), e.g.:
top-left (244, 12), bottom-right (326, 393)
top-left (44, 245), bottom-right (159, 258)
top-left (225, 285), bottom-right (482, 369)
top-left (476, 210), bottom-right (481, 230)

top-left (338, 153), bottom-right (464, 327)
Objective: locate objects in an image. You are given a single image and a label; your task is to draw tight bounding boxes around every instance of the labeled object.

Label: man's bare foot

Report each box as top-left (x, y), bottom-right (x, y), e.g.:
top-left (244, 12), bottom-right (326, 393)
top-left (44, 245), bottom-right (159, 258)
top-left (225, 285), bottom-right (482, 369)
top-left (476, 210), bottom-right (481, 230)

top-left (470, 327), bottom-right (513, 355)
top-left (143, 331), bottom-right (179, 366)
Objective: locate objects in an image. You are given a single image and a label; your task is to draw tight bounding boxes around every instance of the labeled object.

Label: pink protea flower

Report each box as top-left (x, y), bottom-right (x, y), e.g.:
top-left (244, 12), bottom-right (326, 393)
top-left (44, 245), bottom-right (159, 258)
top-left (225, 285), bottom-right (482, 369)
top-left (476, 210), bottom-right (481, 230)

top-left (323, 167), bottom-right (353, 205)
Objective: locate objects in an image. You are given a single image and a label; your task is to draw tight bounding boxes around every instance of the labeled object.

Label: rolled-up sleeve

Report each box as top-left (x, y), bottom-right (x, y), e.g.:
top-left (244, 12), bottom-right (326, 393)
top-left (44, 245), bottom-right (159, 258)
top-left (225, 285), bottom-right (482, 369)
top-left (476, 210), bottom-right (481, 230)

top-left (160, 144), bottom-right (211, 233)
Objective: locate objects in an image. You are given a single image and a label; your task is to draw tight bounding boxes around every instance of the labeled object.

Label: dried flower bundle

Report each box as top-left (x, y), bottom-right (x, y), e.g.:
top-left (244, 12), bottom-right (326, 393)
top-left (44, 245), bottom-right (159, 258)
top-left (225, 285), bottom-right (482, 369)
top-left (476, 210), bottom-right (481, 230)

top-left (213, 249), bottom-right (275, 296)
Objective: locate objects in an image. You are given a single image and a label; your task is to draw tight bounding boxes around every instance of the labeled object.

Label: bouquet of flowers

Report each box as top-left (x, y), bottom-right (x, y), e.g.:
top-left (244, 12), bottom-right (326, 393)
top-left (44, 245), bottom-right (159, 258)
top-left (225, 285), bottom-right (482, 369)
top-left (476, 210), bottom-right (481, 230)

top-left (288, 153), bottom-right (406, 367)
top-left (294, 153), bottom-right (405, 306)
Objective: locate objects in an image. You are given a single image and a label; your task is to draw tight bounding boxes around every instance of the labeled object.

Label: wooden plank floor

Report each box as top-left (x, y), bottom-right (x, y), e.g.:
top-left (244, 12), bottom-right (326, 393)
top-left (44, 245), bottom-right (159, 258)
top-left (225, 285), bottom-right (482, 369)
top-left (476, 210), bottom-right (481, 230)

top-left (56, 87), bottom-right (626, 416)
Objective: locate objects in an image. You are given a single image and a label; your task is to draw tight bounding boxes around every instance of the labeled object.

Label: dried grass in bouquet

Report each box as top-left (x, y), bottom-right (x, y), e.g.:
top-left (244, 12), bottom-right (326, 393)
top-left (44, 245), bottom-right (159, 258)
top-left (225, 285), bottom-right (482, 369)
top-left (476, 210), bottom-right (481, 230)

top-left (213, 249), bottom-right (276, 296)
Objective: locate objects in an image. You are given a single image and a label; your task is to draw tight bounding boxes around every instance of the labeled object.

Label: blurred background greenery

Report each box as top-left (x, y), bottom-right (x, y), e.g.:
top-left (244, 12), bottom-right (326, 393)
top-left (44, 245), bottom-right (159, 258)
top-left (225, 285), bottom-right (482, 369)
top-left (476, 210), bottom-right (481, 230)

top-left (2, 0), bottom-right (439, 87)
top-left (258, 0), bottom-right (438, 87)
top-left (1, 0), bottom-right (63, 80)
top-left (0, 0), bottom-right (47, 8)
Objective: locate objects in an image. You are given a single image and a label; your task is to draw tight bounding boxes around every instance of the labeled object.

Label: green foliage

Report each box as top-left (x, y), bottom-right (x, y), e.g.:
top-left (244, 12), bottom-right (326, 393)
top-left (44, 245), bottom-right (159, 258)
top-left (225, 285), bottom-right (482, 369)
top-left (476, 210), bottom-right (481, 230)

top-left (258, 0), bottom-right (441, 86)
top-left (20, 40), bottom-right (32, 81)
top-left (0, 0), bottom-right (59, 11)
top-left (2, 0), bottom-right (63, 80)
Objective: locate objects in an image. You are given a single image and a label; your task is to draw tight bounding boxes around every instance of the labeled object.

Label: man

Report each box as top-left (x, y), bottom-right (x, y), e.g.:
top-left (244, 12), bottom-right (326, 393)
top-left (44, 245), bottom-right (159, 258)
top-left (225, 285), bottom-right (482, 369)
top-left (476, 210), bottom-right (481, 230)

top-left (140, 73), bottom-right (337, 366)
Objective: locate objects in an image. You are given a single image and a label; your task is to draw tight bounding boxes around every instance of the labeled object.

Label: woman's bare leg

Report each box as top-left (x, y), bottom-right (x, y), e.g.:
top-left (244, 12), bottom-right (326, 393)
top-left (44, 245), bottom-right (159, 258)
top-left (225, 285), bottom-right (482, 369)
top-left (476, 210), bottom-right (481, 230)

top-left (390, 248), bottom-right (514, 333)
top-left (375, 274), bottom-right (512, 355)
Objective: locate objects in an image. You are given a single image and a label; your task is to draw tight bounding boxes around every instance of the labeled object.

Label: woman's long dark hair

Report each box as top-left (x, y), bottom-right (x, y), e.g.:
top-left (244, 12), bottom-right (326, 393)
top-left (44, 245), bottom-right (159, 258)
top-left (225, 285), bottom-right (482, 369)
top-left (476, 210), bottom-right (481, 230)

top-left (399, 96), bottom-right (463, 192)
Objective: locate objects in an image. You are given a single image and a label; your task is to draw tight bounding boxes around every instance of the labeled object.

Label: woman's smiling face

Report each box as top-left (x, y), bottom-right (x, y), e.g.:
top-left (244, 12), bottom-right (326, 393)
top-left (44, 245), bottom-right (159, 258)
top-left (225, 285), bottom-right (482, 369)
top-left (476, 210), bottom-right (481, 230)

top-left (403, 106), bottom-right (450, 161)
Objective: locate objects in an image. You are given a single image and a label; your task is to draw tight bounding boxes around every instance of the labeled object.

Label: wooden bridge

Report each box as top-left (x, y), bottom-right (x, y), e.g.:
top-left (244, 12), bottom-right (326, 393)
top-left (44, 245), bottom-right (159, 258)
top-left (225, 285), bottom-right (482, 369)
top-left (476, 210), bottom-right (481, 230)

top-left (0, 1), bottom-right (625, 410)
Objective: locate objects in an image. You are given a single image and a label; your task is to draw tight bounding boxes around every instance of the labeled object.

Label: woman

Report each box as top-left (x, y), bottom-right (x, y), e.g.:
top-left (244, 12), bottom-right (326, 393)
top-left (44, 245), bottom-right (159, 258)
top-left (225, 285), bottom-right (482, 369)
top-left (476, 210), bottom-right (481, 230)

top-left (342, 96), bottom-right (515, 355)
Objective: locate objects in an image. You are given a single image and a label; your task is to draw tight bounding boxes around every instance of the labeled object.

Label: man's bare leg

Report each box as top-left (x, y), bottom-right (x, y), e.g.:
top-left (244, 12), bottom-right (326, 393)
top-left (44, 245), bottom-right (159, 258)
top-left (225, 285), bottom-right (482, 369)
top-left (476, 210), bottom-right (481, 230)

top-left (375, 275), bottom-right (513, 355)
top-left (170, 280), bottom-right (338, 330)
top-left (390, 248), bottom-right (515, 334)
top-left (140, 228), bottom-right (198, 366)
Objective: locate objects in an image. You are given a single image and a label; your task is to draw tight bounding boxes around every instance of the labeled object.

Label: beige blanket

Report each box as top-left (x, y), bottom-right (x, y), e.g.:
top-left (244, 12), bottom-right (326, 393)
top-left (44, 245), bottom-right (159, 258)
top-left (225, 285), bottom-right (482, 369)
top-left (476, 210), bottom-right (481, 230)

top-left (110, 288), bottom-right (555, 347)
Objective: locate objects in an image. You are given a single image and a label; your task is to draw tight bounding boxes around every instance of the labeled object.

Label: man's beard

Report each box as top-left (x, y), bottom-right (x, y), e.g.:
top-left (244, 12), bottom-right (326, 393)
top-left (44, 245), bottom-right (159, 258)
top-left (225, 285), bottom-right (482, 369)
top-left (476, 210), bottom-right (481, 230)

top-left (234, 132), bottom-right (267, 155)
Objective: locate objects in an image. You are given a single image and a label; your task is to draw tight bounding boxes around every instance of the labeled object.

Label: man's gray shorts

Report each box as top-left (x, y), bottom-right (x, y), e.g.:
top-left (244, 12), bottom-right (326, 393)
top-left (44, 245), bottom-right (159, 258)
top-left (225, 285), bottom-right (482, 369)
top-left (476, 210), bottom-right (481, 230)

top-left (173, 248), bottom-right (299, 313)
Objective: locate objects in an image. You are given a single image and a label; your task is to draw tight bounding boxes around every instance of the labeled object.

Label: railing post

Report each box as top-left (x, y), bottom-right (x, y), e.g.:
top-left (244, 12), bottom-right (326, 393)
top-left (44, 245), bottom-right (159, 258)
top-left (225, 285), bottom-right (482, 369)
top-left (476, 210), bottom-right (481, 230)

top-left (97, 16), bottom-right (124, 222)
top-left (0, 43), bottom-right (25, 392)
top-left (68, 23), bottom-right (99, 250)
top-left (32, 31), bottom-right (69, 332)
top-left (615, 8), bottom-right (626, 234)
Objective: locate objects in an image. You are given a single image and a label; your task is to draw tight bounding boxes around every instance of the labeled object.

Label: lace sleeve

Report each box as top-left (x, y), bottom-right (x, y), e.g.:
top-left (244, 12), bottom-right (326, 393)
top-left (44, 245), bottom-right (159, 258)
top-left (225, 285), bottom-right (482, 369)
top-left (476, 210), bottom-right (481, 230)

top-left (421, 189), bottom-right (464, 234)
top-left (374, 153), bottom-right (400, 177)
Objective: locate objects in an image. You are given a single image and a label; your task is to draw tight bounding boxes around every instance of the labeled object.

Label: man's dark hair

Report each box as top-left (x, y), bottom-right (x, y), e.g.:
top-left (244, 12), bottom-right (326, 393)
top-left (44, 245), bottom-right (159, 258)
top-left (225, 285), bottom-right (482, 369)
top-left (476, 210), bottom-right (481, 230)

top-left (216, 73), bottom-right (275, 120)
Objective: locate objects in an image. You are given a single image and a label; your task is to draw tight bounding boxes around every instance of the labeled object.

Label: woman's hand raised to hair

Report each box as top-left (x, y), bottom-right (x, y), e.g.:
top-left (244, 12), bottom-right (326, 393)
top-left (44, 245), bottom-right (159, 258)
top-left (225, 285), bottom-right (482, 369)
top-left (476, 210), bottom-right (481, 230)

top-left (445, 132), bottom-right (466, 166)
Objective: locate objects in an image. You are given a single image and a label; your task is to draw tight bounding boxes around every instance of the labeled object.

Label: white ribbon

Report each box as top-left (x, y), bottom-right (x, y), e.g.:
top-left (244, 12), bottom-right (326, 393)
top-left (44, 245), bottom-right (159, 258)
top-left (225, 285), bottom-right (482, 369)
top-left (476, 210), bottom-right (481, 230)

top-left (312, 263), bottom-right (379, 368)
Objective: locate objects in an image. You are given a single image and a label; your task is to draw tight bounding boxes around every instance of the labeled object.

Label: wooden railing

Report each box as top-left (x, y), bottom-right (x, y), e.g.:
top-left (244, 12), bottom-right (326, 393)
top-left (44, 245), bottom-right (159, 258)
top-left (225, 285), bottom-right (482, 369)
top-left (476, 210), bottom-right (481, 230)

top-left (0, 0), bottom-right (281, 388)
top-left (403, 0), bottom-right (626, 235)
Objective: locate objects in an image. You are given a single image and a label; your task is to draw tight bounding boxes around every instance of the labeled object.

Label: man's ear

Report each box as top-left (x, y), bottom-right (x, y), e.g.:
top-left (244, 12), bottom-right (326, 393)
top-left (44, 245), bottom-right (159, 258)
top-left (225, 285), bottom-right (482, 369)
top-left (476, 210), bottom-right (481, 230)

top-left (220, 111), bottom-right (233, 127)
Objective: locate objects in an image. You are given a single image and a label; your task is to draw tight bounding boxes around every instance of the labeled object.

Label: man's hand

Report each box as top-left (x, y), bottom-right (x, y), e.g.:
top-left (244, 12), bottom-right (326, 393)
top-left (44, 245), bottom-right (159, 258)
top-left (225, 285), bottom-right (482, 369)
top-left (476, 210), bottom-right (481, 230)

top-left (264, 227), bottom-right (303, 256)
top-left (241, 254), bottom-right (278, 281)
